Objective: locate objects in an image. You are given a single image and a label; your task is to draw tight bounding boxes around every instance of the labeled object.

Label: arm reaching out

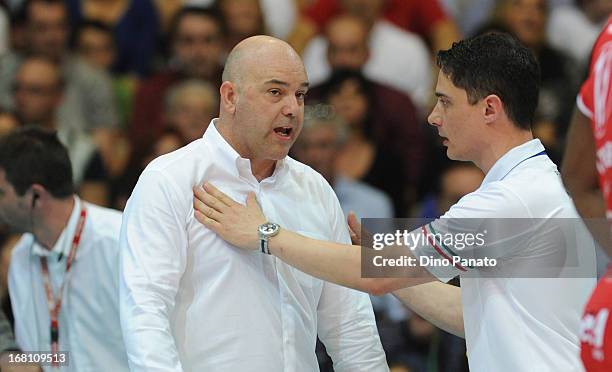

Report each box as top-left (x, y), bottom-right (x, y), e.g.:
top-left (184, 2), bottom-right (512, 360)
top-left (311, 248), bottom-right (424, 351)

top-left (193, 183), bottom-right (434, 295)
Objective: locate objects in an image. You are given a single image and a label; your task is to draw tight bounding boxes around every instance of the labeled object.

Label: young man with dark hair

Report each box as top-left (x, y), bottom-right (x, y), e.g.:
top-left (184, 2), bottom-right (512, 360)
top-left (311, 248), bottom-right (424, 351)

top-left (194, 32), bottom-right (597, 371)
top-left (0, 127), bottom-right (129, 371)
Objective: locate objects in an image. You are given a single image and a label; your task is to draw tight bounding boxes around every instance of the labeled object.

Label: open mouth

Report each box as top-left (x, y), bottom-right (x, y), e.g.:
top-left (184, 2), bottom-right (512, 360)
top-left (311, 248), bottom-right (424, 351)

top-left (274, 126), bottom-right (293, 138)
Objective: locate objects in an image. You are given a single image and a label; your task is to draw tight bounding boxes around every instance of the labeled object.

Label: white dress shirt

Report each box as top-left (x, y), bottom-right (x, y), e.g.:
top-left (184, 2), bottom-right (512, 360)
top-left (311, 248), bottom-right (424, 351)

top-left (410, 139), bottom-right (596, 371)
top-left (120, 120), bottom-right (388, 372)
top-left (9, 197), bottom-right (129, 372)
top-left (302, 20), bottom-right (432, 110)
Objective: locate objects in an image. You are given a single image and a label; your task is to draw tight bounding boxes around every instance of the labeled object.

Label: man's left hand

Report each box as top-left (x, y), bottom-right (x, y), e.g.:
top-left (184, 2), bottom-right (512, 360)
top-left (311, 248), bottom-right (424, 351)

top-left (193, 183), bottom-right (267, 251)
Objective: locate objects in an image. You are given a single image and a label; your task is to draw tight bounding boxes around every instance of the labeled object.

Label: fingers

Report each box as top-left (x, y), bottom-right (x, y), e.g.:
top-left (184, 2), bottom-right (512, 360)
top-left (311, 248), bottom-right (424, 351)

top-left (203, 182), bottom-right (238, 207)
top-left (347, 211), bottom-right (361, 235)
top-left (194, 210), bottom-right (222, 231)
top-left (194, 184), bottom-right (228, 215)
top-left (194, 197), bottom-right (222, 221)
top-left (347, 211), bottom-right (362, 245)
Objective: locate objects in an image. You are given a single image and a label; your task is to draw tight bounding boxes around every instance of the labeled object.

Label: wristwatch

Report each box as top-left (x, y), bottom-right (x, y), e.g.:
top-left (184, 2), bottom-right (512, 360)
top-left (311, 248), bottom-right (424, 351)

top-left (258, 222), bottom-right (280, 255)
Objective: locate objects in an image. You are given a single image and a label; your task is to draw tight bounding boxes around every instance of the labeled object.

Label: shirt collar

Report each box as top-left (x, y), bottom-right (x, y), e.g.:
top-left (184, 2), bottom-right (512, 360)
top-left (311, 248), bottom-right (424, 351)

top-left (481, 139), bottom-right (546, 186)
top-left (202, 119), bottom-right (289, 183)
top-left (32, 196), bottom-right (82, 258)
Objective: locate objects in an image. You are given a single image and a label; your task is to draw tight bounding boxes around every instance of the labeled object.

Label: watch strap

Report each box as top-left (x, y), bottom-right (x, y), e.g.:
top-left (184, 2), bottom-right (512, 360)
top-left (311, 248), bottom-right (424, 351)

top-left (260, 236), bottom-right (271, 255)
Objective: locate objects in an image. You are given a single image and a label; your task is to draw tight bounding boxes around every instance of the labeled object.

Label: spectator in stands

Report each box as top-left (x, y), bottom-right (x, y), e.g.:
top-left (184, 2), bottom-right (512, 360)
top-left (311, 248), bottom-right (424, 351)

top-left (305, 16), bottom-right (426, 193)
top-left (0, 127), bottom-right (129, 371)
top-left (302, 8), bottom-right (432, 111)
top-left (444, 0), bottom-right (573, 37)
top-left (294, 0), bottom-right (461, 54)
top-left (164, 79), bottom-right (217, 143)
top-left (0, 0), bottom-right (121, 176)
top-left (111, 127), bottom-right (185, 211)
top-left (418, 162), bottom-right (484, 219)
top-left (66, 0), bottom-right (160, 77)
top-left (547, 0), bottom-right (612, 67)
top-left (187, 0), bottom-right (297, 40)
top-left (493, 0), bottom-right (580, 159)
top-left (317, 70), bottom-right (408, 216)
top-left (13, 56), bottom-right (109, 205)
top-left (75, 20), bottom-right (131, 172)
top-left (216, 0), bottom-right (264, 49)
top-left (292, 106), bottom-right (393, 220)
top-left (129, 6), bottom-right (225, 156)
top-left (112, 80), bottom-right (216, 211)
top-left (75, 19), bottom-right (135, 123)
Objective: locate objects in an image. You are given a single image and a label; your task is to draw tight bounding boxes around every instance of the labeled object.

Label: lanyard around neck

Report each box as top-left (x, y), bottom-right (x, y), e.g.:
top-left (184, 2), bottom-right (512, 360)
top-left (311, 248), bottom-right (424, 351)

top-left (39, 206), bottom-right (87, 366)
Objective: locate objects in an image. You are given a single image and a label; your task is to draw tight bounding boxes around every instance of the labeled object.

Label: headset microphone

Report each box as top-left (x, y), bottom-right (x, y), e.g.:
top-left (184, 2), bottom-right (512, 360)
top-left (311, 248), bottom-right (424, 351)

top-left (31, 193), bottom-right (39, 208)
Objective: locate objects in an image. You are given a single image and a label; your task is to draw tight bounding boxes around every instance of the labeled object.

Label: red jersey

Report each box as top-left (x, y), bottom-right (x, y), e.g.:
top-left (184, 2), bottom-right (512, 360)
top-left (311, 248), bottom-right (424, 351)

top-left (303, 0), bottom-right (447, 39)
top-left (578, 16), bottom-right (612, 372)
top-left (581, 267), bottom-right (612, 371)
top-left (578, 17), bottom-right (612, 219)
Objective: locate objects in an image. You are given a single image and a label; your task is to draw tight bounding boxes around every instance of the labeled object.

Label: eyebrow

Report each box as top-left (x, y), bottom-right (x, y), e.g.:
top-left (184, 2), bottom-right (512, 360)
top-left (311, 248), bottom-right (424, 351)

top-left (434, 92), bottom-right (450, 99)
top-left (264, 79), bottom-right (309, 89)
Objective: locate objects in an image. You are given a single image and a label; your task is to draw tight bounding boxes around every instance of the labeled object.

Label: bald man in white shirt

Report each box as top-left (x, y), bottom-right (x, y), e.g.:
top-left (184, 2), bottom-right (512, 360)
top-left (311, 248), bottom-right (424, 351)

top-left (119, 36), bottom-right (387, 371)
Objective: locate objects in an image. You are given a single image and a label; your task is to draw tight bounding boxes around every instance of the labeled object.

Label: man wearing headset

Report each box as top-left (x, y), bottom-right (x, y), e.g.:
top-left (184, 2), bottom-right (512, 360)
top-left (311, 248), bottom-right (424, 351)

top-left (0, 127), bottom-right (129, 371)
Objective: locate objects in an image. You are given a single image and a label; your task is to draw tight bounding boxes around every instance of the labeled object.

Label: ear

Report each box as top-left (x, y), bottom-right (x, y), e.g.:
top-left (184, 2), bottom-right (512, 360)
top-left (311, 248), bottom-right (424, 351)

top-left (30, 184), bottom-right (46, 201)
top-left (483, 94), bottom-right (503, 124)
top-left (219, 81), bottom-right (238, 115)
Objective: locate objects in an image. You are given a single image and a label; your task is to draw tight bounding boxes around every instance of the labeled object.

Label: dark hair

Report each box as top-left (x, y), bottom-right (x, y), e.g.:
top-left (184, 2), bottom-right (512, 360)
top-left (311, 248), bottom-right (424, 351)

top-left (318, 68), bottom-right (375, 136)
top-left (0, 126), bottom-right (73, 197)
top-left (168, 6), bottom-right (226, 44)
top-left (436, 32), bottom-right (541, 130)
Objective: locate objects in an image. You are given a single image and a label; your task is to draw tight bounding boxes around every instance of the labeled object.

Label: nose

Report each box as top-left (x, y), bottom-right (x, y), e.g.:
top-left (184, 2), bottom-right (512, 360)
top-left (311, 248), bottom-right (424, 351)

top-left (281, 95), bottom-right (300, 118)
top-left (427, 106), bottom-right (441, 128)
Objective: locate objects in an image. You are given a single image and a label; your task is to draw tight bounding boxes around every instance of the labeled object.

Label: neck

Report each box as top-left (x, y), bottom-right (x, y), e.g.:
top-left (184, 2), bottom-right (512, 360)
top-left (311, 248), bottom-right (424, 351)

top-left (33, 196), bottom-right (75, 250)
top-left (216, 118), bottom-right (277, 182)
top-left (250, 159), bottom-right (276, 182)
top-left (477, 130), bottom-right (533, 174)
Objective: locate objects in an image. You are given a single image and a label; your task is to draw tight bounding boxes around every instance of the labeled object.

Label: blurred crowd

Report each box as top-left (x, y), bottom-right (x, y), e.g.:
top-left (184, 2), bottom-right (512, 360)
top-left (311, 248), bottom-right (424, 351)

top-left (0, 0), bottom-right (610, 371)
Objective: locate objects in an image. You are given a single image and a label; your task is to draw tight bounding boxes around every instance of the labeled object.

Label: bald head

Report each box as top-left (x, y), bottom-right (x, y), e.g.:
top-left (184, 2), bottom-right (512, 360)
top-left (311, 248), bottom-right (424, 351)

top-left (222, 35), bottom-right (305, 87)
top-left (216, 35), bottom-right (309, 168)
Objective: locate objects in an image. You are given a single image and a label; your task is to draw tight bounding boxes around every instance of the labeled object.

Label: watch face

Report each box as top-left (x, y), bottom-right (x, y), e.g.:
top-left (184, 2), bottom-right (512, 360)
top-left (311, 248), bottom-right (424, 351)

top-left (260, 222), bottom-right (279, 236)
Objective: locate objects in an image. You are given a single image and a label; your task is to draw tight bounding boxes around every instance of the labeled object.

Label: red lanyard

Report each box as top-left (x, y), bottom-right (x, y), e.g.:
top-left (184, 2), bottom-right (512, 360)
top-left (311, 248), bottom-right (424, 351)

top-left (39, 206), bottom-right (87, 366)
